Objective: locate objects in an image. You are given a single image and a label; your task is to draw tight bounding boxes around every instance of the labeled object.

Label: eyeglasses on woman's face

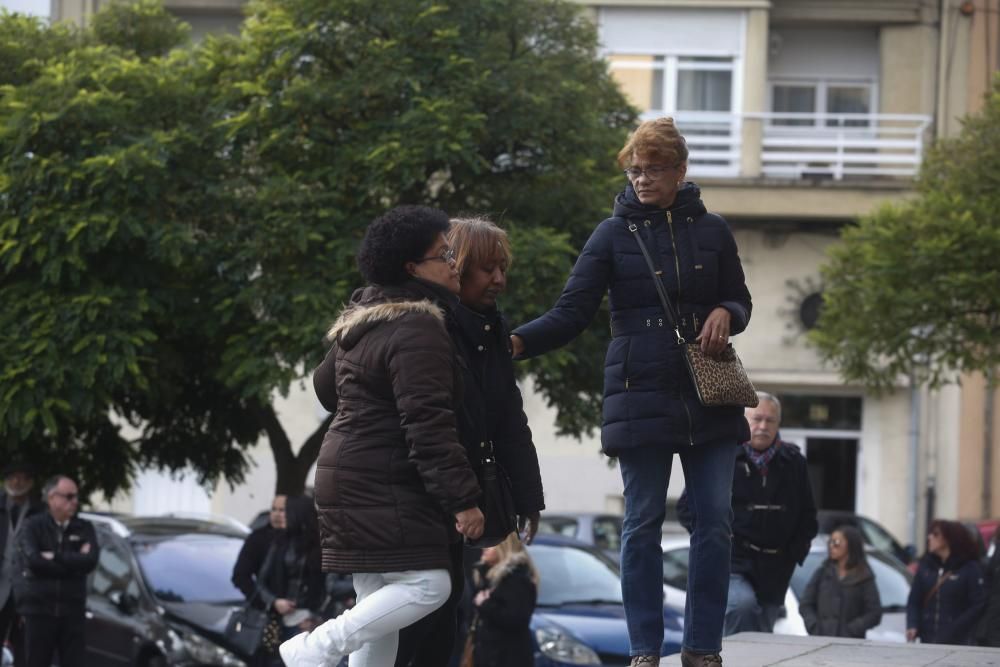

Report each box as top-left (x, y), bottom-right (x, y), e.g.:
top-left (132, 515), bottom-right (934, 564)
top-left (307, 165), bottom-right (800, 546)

top-left (624, 165), bottom-right (675, 182)
top-left (414, 248), bottom-right (456, 265)
top-left (828, 538), bottom-right (844, 548)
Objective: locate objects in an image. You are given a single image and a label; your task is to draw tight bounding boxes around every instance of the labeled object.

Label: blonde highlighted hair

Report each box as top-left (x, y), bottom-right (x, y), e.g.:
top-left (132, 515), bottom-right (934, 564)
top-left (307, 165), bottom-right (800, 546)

top-left (484, 532), bottom-right (540, 587)
top-left (447, 216), bottom-right (513, 279)
top-left (616, 117), bottom-right (689, 168)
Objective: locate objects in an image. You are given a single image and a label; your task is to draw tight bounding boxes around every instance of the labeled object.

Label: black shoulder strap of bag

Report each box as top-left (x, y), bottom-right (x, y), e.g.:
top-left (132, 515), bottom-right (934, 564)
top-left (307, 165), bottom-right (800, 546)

top-left (627, 221), bottom-right (685, 346)
top-left (245, 543), bottom-right (278, 609)
top-left (922, 569), bottom-right (952, 608)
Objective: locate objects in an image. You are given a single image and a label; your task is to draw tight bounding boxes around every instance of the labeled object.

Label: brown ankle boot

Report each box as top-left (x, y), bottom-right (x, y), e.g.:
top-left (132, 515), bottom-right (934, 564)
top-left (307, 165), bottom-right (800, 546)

top-left (629, 656), bottom-right (660, 667)
top-left (680, 650), bottom-right (722, 667)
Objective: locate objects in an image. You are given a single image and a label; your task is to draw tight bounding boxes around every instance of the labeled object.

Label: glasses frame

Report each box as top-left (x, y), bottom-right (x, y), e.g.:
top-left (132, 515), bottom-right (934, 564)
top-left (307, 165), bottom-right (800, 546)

top-left (623, 164), bottom-right (678, 182)
top-left (413, 248), bottom-right (456, 265)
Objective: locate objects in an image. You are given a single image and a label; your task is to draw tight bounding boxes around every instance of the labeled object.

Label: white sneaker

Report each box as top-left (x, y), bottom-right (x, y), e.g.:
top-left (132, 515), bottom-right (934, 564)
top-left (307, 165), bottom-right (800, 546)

top-left (278, 630), bottom-right (342, 667)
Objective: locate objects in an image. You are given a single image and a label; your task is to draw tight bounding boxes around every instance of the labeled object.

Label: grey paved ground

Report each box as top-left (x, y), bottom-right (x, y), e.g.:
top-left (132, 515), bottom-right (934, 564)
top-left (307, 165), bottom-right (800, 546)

top-left (661, 633), bottom-right (1000, 666)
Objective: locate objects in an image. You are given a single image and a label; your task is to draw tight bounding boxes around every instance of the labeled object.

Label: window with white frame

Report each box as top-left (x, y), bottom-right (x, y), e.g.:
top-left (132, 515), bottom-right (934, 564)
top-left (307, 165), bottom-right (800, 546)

top-left (608, 54), bottom-right (738, 174)
top-left (770, 79), bottom-right (876, 128)
top-left (608, 54), bottom-right (735, 117)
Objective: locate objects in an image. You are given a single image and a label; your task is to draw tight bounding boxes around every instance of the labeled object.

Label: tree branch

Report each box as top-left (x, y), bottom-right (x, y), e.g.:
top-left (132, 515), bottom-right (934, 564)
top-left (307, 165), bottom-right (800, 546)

top-left (297, 413), bottom-right (333, 474)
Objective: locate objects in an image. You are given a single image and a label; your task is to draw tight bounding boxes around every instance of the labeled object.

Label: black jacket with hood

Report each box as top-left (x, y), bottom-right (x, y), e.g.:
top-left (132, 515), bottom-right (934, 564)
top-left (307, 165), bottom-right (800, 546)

top-left (473, 552), bottom-right (536, 667)
top-left (906, 552), bottom-right (986, 645)
top-left (512, 182), bottom-right (752, 454)
top-left (448, 303), bottom-right (544, 517)
top-left (799, 559), bottom-right (882, 638)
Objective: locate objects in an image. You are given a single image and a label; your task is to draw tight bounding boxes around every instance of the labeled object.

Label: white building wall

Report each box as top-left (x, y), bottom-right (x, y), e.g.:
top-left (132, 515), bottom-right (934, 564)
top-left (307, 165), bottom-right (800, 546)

top-left (597, 7), bottom-right (745, 55)
top-left (768, 27), bottom-right (880, 81)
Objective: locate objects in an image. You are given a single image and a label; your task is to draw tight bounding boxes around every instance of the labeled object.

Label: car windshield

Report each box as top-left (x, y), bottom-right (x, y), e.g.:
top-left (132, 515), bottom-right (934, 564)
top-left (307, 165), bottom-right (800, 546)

top-left (133, 534), bottom-right (246, 604)
top-left (537, 517), bottom-right (579, 538)
top-left (529, 544), bottom-right (624, 606)
top-left (789, 551), bottom-right (912, 610)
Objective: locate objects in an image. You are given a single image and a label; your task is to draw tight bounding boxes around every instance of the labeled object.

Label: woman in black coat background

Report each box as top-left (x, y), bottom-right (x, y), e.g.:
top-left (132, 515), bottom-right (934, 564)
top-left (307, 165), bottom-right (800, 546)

top-left (977, 530), bottom-right (1000, 647)
top-left (232, 494), bottom-right (325, 666)
top-left (799, 526), bottom-right (881, 638)
top-left (471, 533), bottom-right (537, 667)
top-left (906, 519), bottom-right (986, 645)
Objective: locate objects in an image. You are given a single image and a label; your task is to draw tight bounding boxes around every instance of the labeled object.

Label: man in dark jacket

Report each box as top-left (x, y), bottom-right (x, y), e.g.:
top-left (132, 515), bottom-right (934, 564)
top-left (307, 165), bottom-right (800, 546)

top-left (14, 475), bottom-right (99, 667)
top-left (679, 392), bottom-right (817, 635)
top-left (0, 462), bottom-right (43, 666)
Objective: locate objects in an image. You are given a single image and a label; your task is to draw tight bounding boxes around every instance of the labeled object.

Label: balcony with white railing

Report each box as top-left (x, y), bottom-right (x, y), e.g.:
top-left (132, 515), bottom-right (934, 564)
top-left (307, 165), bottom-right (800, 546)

top-left (648, 111), bottom-right (934, 182)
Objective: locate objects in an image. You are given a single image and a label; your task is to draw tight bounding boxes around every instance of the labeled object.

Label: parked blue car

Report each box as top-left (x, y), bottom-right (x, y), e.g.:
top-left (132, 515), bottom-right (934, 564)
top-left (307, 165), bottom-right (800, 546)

top-left (527, 535), bottom-right (683, 665)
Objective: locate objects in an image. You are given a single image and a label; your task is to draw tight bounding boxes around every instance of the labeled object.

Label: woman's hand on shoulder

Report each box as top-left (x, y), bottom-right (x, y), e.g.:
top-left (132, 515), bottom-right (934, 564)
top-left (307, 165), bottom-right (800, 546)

top-left (510, 334), bottom-right (525, 358)
top-left (696, 307), bottom-right (731, 357)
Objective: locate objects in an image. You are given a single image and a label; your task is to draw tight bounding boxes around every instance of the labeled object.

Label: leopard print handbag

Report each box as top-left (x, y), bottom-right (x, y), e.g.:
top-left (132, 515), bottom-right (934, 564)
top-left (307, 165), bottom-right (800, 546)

top-left (628, 221), bottom-right (758, 409)
top-left (682, 342), bottom-right (758, 407)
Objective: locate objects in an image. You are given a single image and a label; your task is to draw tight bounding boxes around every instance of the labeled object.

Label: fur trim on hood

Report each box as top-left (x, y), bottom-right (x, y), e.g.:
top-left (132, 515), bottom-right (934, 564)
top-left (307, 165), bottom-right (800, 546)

top-left (486, 551), bottom-right (538, 586)
top-left (326, 299), bottom-right (445, 347)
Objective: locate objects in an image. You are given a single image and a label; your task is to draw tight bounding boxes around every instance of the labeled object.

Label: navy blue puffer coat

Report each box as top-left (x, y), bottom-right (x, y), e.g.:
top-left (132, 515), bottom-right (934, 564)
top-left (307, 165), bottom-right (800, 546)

top-left (513, 183), bottom-right (752, 453)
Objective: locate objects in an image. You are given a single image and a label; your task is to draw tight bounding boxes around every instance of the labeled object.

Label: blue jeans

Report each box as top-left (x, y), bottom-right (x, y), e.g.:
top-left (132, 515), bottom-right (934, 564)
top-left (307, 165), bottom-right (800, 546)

top-left (618, 439), bottom-right (737, 656)
top-left (724, 574), bottom-right (781, 635)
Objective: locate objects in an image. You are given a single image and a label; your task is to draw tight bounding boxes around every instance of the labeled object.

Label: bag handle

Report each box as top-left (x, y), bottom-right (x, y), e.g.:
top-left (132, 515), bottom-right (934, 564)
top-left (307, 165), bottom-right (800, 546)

top-left (627, 221), bottom-right (685, 345)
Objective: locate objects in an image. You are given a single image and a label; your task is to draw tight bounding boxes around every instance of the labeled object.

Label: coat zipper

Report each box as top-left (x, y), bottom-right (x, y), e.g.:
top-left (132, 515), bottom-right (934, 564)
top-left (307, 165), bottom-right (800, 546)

top-left (664, 211), bottom-right (694, 447)
top-left (624, 339), bottom-right (631, 391)
top-left (934, 567), bottom-right (943, 636)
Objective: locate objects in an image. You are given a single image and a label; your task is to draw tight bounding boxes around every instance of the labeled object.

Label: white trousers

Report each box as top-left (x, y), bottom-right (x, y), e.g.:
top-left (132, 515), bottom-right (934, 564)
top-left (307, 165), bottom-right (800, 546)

top-left (346, 569), bottom-right (450, 666)
top-left (280, 568), bottom-right (450, 667)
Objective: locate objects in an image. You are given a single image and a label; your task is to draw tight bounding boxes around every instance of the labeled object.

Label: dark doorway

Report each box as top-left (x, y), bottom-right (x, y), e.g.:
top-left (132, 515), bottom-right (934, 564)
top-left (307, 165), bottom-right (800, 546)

top-left (805, 438), bottom-right (858, 511)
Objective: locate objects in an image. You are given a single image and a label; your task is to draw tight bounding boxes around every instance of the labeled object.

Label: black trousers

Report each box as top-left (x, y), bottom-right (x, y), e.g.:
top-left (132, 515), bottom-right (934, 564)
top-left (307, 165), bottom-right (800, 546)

top-left (23, 613), bottom-right (86, 667)
top-left (394, 541), bottom-right (467, 667)
top-left (0, 597), bottom-right (25, 667)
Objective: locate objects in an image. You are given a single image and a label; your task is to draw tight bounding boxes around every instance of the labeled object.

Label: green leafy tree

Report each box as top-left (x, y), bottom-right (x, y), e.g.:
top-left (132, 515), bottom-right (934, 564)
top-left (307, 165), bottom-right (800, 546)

top-left (1, 0), bottom-right (635, 497)
top-left (212, 0), bottom-right (635, 491)
top-left (0, 4), bottom-right (255, 496)
top-left (812, 74), bottom-right (1000, 390)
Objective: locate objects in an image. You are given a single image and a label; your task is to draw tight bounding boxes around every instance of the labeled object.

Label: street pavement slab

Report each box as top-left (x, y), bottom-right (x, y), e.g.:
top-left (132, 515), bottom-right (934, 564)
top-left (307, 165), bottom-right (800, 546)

top-left (660, 633), bottom-right (1000, 666)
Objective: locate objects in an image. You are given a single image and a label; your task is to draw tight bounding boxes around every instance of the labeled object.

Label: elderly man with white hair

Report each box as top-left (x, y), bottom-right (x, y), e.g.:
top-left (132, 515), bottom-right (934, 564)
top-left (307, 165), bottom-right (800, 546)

top-left (679, 391), bottom-right (818, 635)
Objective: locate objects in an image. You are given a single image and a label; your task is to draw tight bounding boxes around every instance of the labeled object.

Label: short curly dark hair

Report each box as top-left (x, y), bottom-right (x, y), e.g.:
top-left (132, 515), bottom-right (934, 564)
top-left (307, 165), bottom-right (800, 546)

top-left (357, 205), bottom-right (451, 286)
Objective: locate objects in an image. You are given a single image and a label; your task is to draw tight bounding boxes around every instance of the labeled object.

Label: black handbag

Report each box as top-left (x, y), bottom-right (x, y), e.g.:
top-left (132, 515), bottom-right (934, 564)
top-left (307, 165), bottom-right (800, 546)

top-left (628, 220), bottom-right (758, 409)
top-left (225, 544), bottom-right (276, 658)
top-left (465, 440), bottom-right (517, 549)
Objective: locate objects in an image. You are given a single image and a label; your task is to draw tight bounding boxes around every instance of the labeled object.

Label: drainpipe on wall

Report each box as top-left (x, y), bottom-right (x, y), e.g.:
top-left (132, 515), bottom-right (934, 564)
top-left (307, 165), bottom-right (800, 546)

top-left (984, 368), bottom-right (995, 518)
top-left (909, 375), bottom-right (921, 547)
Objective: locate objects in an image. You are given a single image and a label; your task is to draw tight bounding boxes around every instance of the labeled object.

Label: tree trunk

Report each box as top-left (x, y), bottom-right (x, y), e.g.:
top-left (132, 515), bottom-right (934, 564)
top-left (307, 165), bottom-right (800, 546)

top-left (258, 404), bottom-right (333, 495)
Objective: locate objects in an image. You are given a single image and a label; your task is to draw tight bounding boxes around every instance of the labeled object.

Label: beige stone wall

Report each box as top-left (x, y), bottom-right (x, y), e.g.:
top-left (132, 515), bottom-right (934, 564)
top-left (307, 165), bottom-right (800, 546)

top-left (957, 373), bottom-right (1000, 519)
top-left (965, 0), bottom-right (1000, 116)
top-left (880, 24), bottom-right (938, 117)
